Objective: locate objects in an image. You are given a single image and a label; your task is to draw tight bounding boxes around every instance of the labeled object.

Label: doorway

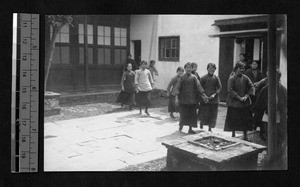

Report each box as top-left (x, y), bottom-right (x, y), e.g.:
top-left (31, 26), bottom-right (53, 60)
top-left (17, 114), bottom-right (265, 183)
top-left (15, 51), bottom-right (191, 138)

top-left (133, 40), bottom-right (141, 67)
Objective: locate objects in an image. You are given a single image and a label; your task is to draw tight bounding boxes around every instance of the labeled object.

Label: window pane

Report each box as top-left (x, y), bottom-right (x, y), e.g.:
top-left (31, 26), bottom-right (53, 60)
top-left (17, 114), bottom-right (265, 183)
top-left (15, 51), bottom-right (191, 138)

top-left (114, 27), bottom-right (120, 38)
top-left (115, 37), bottom-right (120, 46)
top-left (166, 48), bottom-right (170, 58)
top-left (115, 49), bottom-right (120, 64)
top-left (55, 34), bottom-right (60, 43)
top-left (79, 35), bottom-right (84, 44)
top-left (121, 49), bottom-right (127, 64)
top-left (88, 35), bottom-right (93, 44)
top-left (60, 33), bottom-right (69, 43)
top-left (176, 49), bottom-right (179, 57)
top-left (61, 46), bottom-right (70, 64)
top-left (87, 24), bottom-right (93, 35)
top-left (105, 48), bottom-right (110, 64)
top-left (171, 39), bottom-right (175, 48)
top-left (98, 36), bottom-right (104, 45)
top-left (79, 47), bottom-right (84, 64)
top-left (105, 27), bottom-right (111, 37)
top-left (78, 24), bottom-right (83, 34)
top-left (160, 40), bottom-right (165, 58)
top-left (171, 49), bottom-right (176, 58)
top-left (98, 48), bottom-right (104, 64)
top-left (53, 46), bottom-right (60, 64)
top-left (60, 25), bottom-right (69, 34)
top-left (98, 26), bottom-right (104, 36)
top-left (88, 47), bottom-right (93, 64)
top-left (121, 28), bottom-right (126, 38)
top-left (105, 37), bottom-right (110, 45)
top-left (121, 38), bottom-right (126, 46)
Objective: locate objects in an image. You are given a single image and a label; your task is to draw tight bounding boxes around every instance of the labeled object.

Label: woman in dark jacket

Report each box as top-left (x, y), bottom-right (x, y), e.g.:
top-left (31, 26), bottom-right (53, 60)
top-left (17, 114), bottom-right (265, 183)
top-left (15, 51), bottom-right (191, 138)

top-left (224, 62), bottom-right (255, 140)
top-left (116, 63), bottom-right (136, 110)
top-left (199, 63), bottom-right (222, 132)
top-left (244, 60), bottom-right (263, 84)
top-left (175, 62), bottom-right (208, 134)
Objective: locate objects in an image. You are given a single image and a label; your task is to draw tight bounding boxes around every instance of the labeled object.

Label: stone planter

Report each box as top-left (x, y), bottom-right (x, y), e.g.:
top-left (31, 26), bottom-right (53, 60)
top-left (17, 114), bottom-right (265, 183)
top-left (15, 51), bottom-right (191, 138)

top-left (162, 131), bottom-right (266, 171)
top-left (44, 91), bottom-right (61, 116)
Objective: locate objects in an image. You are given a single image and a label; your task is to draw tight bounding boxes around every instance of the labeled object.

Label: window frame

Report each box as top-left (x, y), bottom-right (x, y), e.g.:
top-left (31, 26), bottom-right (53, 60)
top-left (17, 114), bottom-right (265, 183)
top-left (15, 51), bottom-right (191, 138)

top-left (158, 36), bottom-right (180, 62)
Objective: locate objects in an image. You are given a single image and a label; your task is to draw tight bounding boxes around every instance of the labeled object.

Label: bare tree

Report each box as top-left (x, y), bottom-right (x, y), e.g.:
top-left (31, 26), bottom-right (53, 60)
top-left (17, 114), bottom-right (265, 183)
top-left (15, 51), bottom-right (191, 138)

top-left (44, 15), bottom-right (73, 92)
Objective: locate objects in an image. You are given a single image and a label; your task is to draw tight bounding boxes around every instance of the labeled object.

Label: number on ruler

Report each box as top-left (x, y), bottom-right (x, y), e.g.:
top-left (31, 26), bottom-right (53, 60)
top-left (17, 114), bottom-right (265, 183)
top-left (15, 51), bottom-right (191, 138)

top-left (22, 38), bottom-right (28, 44)
top-left (22, 71), bottom-right (27, 77)
top-left (22, 22), bottom-right (28, 28)
top-left (22, 120), bottom-right (27, 126)
top-left (21, 136), bottom-right (26, 143)
top-left (31, 86), bottom-right (36, 91)
top-left (21, 152), bottom-right (26, 159)
top-left (22, 54), bottom-right (28, 61)
top-left (22, 104), bottom-right (27, 110)
top-left (31, 128), bottom-right (37, 132)
top-left (22, 87), bottom-right (27, 93)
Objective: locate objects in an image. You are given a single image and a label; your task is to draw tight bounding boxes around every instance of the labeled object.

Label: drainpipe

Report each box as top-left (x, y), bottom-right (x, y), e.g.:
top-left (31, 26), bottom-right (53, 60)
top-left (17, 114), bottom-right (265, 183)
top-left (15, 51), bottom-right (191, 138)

top-left (84, 15), bottom-right (90, 92)
top-left (267, 14), bottom-right (277, 169)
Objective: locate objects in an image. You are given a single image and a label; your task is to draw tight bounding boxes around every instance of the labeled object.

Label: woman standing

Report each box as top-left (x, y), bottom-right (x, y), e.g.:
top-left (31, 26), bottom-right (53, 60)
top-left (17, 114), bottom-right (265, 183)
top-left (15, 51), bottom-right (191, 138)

top-left (175, 62), bottom-right (207, 134)
top-left (135, 60), bottom-right (154, 115)
top-left (116, 63), bottom-right (136, 110)
top-left (167, 67), bottom-right (184, 118)
top-left (199, 63), bottom-right (222, 132)
top-left (224, 62), bottom-right (255, 140)
top-left (244, 60), bottom-right (263, 85)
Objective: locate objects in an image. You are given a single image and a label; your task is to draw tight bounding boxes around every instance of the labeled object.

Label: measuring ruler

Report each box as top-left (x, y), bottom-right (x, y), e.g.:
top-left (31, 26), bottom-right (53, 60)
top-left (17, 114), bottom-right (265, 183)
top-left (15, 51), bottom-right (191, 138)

top-left (12, 13), bottom-right (39, 172)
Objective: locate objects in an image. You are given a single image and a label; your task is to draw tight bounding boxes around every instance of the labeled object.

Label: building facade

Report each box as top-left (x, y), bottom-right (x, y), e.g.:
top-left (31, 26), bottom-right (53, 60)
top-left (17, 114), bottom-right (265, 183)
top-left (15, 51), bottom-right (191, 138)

top-left (46, 15), bottom-right (287, 101)
top-left (45, 15), bottom-right (130, 91)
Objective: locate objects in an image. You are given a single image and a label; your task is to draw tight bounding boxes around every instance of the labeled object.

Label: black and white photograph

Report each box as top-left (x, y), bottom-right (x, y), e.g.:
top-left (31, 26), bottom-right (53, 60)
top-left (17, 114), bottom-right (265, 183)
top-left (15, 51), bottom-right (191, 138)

top-left (40, 14), bottom-right (287, 171)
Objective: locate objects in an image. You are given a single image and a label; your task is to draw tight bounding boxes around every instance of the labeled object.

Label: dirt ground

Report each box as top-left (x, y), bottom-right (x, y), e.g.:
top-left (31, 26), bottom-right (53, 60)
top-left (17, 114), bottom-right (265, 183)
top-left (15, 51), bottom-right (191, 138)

top-left (44, 97), bottom-right (168, 123)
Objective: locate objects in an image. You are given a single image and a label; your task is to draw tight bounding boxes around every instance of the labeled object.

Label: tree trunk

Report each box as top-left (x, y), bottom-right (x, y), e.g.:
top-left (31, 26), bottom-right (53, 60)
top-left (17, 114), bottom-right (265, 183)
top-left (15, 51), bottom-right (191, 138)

top-left (44, 25), bottom-right (59, 92)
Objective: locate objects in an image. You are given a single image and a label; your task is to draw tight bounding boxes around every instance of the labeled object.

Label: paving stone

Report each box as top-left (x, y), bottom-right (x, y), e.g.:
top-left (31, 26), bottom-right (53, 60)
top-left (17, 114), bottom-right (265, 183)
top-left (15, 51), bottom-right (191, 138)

top-left (120, 150), bottom-right (166, 166)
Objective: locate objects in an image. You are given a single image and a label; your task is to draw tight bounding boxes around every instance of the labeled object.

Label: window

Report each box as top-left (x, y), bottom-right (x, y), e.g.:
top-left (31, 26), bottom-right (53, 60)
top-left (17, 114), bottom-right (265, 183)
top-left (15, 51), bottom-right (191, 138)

top-left (98, 48), bottom-right (111, 64)
top-left (159, 36), bottom-right (179, 61)
top-left (114, 49), bottom-right (127, 64)
top-left (78, 24), bottom-right (94, 44)
top-left (79, 47), bottom-right (93, 64)
top-left (50, 24), bottom-right (70, 64)
top-left (97, 26), bottom-right (111, 45)
top-left (52, 46), bottom-right (70, 64)
top-left (114, 27), bottom-right (127, 46)
top-left (50, 24), bottom-right (70, 43)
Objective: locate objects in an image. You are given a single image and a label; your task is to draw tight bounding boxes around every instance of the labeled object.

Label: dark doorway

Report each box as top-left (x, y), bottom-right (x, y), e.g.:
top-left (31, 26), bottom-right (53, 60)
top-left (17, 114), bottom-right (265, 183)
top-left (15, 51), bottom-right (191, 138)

top-left (133, 40), bottom-right (141, 67)
top-left (219, 37), bottom-right (235, 102)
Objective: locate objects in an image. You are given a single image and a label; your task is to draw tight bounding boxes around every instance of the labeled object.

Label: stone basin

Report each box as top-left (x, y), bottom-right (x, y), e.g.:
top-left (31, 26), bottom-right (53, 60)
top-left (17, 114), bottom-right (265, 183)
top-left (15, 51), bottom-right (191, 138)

top-left (188, 136), bottom-right (240, 151)
top-left (162, 131), bottom-right (267, 171)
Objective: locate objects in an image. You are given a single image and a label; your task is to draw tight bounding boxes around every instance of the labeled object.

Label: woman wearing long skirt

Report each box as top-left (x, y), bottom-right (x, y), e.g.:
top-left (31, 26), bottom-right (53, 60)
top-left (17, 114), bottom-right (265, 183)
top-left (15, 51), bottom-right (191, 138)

top-left (224, 62), bottom-right (255, 140)
top-left (167, 67), bottom-right (184, 118)
top-left (199, 63), bottom-right (222, 132)
top-left (174, 62), bottom-right (207, 134)
top-left (135, 60), bottom-right (154, 115)
top-left (116, 63), bottom-right (136, 110)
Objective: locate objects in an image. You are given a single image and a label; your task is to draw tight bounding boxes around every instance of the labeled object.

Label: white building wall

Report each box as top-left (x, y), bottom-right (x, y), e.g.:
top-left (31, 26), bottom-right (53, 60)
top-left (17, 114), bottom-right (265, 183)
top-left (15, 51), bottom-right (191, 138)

top-left (130, 14), bottom-right (287, 90)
